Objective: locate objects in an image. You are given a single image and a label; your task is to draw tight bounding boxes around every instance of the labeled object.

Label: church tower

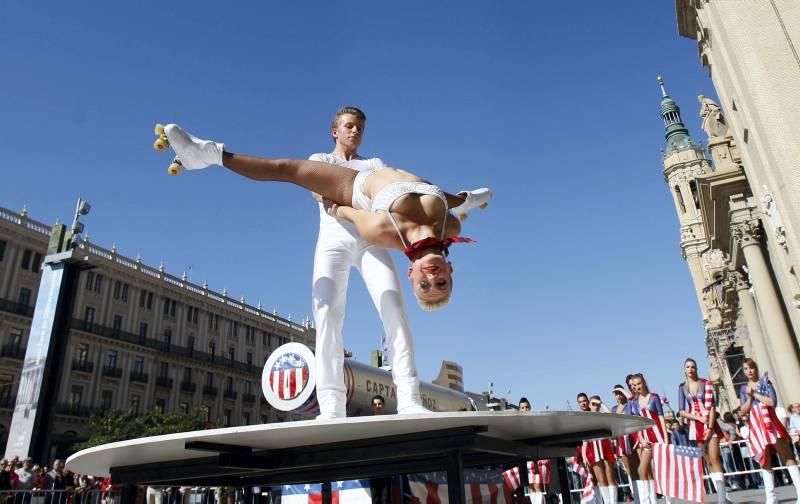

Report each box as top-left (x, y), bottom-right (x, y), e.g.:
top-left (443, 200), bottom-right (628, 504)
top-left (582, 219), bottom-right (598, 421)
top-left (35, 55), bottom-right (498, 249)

top-left (659, 77), bottom-right (717, 327)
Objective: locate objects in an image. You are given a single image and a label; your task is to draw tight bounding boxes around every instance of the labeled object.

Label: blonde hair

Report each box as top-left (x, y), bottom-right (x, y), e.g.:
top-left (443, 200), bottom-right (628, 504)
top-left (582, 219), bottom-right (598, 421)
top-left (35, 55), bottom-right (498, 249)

top-left (331, 106), bottom-right (366, 143)
top-left (416, 292), bottom-right (451, 312)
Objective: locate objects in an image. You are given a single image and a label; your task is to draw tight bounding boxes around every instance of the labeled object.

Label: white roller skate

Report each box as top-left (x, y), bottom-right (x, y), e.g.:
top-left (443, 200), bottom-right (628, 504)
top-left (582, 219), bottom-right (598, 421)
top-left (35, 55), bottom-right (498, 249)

top-left (451, 188), bottom-right (493, 222)
top-left (153, 123), bottom-right (225, 175)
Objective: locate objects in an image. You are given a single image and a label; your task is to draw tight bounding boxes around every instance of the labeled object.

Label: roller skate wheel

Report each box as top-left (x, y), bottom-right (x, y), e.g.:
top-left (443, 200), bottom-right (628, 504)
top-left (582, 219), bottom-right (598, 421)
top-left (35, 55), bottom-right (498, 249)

top-left (153, 136), bottom-right (169, 151)
top-left (458, 213), bottom-right (468, 222)
top-left (167, 162), bottom-right (182, 176)
top-left (154, 123), bottom-right (165, 136)
top-left (479, 202), bottom-right (489, 209)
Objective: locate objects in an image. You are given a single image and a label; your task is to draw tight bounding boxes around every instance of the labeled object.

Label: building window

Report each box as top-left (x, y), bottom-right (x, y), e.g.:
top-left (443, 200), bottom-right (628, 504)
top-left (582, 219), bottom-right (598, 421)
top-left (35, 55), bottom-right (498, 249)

top-left (94, 274), bottom-right (103, 293)
top-left (113, 281), bottom-right (121, 300)
top-left (164, 328), bottom-right (172, 348)
top-left (121, 284), bottom-right (129, 302)
top-left (228, 347), bottom-right (235, 364)
top-left (187, 335), bottom-right (195, 352)
top-left (159, 362), bottom-right (169, 378)
top-left (187, 306), bottom-right (193, 323)
top-left (163, 298), bottom-right (170, 316)
top-left (20, 249), bottom-right (31, 270)
top-left (245, 382), bottom-right (252, 395)
top-left (139, 290), bottom-right (146, 308)
top-left (84, 306), bottom-right (96, 330)
top-left (100, 390), bottom-right (113, 411)
top-left (260, 415), bottom-right (268, 424)
top-left (133, 356), bottom-right (144, 375)
top-left (183, 367), bottom-right (192, 383)
top-left (77, 343), bottom-right (89, 365)
top-left (139, 322), bottom-right (148, 340)
top-left (32, 253), bottom-right (42, 271)
top-left (17, 288), bottom-right (31, 314)
top-left (147, 292), bottom-right (153, 310)
top-left (8, 328), bottom-right (22, 352)
top-left (0, 374), bottom-right (13, 404)
top-left (155, 398), bottom-right (166, 413)
top-left (246, 351), bottom-right (253, 367)
top-left (225, 377), bottom-right (233, 392)
top-left (85, 271), bottom-right (95, 291)
top-left (206, 372), bottom-right (214, 387)
top-left (209, 342), bottom-right (216, 359)
top-left (242, 412), bottom-right (250, 426)
top-left (112, 315), bottom-right (123, 336)
top-left (170, 300), bottom-right (176, 317)
top-left (674, 185), bottom-right (686, 214)
top-left (223, 409), bottom-right (231, 427)
top-left (70, 386), bottom-right (83, 409)
top-left (105, 351), bottom-right (118, 369)
top-left (0, 240), bottom-right (6, 262)
top-left (130, 395), bottom-right (140, 415)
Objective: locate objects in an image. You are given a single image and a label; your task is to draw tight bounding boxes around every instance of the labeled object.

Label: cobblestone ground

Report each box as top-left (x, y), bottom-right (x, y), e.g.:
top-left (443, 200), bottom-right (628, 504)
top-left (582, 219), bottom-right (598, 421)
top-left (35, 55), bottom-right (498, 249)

top-left (667, 485), bottom-right (796, 503)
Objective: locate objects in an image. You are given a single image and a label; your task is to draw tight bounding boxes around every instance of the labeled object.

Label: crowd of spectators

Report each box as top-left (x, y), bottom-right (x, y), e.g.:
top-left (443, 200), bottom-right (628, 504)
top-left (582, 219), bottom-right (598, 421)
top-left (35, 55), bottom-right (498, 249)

top-left (0, 457), bottom-right (111, 503)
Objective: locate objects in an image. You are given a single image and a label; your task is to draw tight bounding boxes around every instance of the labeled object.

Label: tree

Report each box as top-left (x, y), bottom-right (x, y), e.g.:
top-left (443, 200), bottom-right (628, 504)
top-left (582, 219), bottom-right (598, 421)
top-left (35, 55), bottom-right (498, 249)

top-left (77, 407), bottom-right (218, 450)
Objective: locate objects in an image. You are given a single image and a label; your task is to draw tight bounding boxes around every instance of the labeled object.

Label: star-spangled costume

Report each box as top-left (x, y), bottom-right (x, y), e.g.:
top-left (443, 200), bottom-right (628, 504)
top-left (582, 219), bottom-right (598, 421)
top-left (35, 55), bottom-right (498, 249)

top-left (678, 378), bottom-right (723, 442)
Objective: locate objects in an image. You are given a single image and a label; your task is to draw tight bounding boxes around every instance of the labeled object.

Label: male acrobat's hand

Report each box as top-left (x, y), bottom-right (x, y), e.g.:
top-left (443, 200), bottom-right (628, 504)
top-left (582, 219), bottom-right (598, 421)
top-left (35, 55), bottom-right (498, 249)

top-left (322, 198), bottom-right (339, 217)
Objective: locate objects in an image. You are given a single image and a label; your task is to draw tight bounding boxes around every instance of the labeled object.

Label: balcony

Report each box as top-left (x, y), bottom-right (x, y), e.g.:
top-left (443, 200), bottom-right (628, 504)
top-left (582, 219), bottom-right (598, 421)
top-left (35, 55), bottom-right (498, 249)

top-left (56, 404), bottom-right (94, 418)
top-left (223, 389), bottom-right (237, 400)
top-left (130, 371), bottom-right (149, 384)
top-left (156, 376), bottom-right (173, 388)
top-left (72, 360), bottom-right (94, 373)
top-left (202, 385), bottom-right (218, 397)
top-left (180, 381), bottom-right (196, 393)
top-left (1, 345), bottom-right (25, 360)
top-left (242, 393), bottom-right (256, 404)
top-left (0, 298), bottom-right (34, 318)
top-left (102, 366), bottom-right (122, 379)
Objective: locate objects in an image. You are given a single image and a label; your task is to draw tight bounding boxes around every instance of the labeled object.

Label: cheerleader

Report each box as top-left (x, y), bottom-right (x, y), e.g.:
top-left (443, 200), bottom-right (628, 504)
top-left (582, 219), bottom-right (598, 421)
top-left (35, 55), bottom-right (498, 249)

top-left (625, 373), bottom-right (667, 504)
top-left (677, 358), bottom-right (728, 503)
top-left (739, 358), bottom-right (800, 504)
top-left (612, 384), bottom-right (640, 502)
top-left (591, 395), bottom-right (619, 504)
top-left (577, 393), bottom-right (616, 504)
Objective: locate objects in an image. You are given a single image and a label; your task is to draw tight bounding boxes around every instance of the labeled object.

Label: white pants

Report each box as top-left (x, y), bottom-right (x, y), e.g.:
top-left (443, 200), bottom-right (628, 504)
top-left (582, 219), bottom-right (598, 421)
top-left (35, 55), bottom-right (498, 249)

top-left (312, 219), bottom-right (421, 417)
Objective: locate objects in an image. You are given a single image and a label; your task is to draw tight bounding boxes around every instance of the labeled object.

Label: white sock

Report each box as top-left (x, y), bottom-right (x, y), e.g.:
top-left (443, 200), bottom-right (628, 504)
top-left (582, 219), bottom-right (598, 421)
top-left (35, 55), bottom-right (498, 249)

top-left (710, 472), bottom-right (726, 503)
top-left (762, 469), bottom-right (777, 504)
top-left (787, 464), bottom-right (800, 502)
top-left (607, 485), bottom-right (617, 504)
top-left (600, 486), bottom-right (611, 504)
top-left (647, 480), bottom-right (657, 504)
top-left (532, 491), bottom-right (544, 504)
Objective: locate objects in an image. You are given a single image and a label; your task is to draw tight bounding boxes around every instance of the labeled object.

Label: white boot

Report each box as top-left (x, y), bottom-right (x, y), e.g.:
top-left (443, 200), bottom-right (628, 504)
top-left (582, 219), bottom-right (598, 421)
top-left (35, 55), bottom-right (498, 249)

top-left (451, 188), bottom-right (493, 221)
top-left (395, 377), bottom-right (430, 414)
top-left (531, 491), bottom-right (544, 504)
top-left (163, 124), bottom-right (225, 170)
top-left (647, 480), bottom-right (657, 504)
top-left (762, 469), bottom-right (777, 504)
top-left (635, 481), bottom-right (648, 504)
top-left (786, 464), bottom-right (800, 504)
top-left (630, 480), bottom-right (641, 504)
top-left (608, 485), bottom-right (617, 504)
top-left (709, 472), bottom-right (731, 504)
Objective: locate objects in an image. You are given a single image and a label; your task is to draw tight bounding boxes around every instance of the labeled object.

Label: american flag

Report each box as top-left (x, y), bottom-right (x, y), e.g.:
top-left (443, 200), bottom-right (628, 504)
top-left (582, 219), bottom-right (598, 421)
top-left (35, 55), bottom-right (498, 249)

top-left (270, 353), bottom-right (310, 400)
top-left (687, 380), bottom-right (715, 442)
top-left (747, 372), bottom-right (783, 466)
top-left (280, 480), bottom-right (371, 504)
top-left (652, 444), bottom-right (705, 503)
top-left (501, 461), bottom-right (534, 490)
top-left (568, 457), bottom-right (596, 504)
top-left (408, 469), bottom-right (514, 503)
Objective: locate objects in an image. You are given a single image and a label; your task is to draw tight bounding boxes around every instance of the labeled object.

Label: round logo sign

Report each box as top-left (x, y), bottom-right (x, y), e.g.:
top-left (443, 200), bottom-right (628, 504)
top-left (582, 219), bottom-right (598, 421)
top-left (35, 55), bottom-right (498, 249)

top-left (262, 342), bottom-right (317, 411)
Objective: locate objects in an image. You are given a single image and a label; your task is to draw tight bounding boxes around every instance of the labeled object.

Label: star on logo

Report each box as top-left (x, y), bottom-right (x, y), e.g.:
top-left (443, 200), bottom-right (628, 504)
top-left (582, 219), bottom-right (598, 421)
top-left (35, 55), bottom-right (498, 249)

top-left (336, 481), bottom-right (344, 488)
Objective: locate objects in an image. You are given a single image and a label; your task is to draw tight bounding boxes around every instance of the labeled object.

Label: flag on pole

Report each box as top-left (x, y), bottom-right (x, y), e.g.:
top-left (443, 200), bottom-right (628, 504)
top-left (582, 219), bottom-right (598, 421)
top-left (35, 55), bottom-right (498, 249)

top-left (567, 457), bottom-right (596, 504)
top-left (653, 444), bottom-right (706, 503)
top-left (501, 461), bottom-right (534, 490)
top-left (409, 469), bottom-right (514, 503)
top-left (279, 481), bottom-right (371, 504)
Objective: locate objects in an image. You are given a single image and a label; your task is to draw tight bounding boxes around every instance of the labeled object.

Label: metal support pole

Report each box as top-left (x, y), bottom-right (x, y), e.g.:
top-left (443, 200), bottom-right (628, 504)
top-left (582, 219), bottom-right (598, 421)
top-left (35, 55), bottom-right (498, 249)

top-left (519, 458), bottom-right (530, 502)
top-left (321, 482), bottom-right (332, 504)
top-left (446, 451), bottom-right (466, 504)
top-left (552, 457), bottom-right (572, 504)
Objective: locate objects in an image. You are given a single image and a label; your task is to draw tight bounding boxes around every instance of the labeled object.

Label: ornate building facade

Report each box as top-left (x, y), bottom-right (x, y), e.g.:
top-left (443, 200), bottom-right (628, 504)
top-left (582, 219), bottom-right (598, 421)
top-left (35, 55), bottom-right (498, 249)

top-left (664, 1), bottom-right (800, 408)
top-left (0, 205), bottom-right (314, 458)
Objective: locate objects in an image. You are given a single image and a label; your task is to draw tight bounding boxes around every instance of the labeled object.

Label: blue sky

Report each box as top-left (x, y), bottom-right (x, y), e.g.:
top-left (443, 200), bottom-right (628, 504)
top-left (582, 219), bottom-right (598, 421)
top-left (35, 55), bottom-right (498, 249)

top-left (1, 2), bottom-right (720, 411)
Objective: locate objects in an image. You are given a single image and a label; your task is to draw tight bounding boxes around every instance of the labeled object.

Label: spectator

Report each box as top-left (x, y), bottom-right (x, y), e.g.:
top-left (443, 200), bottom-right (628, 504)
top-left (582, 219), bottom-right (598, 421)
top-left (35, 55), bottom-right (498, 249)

top-left (669, 419), bottom-right (690, 446)
top-left (718, 412), bottom-right (745, 490)
top-left (518, 397), bottom-right (531, 412)
top-left (371, 395), bottom-right (386, 416)
top-left (0, 460), bottom-right (11, 493)
top-left (788, 403), bottom-right (800, 437)
top-left (15, 459), bottom-right (35, 504)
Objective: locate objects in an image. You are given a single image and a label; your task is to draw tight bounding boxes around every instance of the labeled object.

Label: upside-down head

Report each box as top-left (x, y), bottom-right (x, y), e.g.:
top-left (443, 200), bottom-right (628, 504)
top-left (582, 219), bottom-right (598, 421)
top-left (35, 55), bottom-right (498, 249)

top-left (407, 253), bottom-right (453, 312)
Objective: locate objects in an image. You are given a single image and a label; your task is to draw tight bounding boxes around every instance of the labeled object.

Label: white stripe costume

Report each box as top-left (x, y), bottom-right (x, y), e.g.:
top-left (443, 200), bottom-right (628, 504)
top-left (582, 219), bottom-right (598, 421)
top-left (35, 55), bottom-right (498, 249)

top-left (310, 153), bottom-right (425, 418)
